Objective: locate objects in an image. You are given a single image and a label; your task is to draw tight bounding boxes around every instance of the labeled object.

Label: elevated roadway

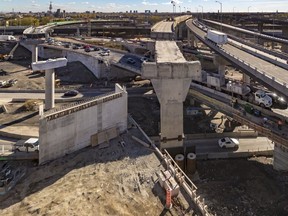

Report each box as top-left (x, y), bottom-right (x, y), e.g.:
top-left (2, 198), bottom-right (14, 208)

top-left (23, 19), bottom-right (132, 37)
top-left (186, 19), bottom-right (288, 99)
top-left (202, 19), bottom-right (288, 45)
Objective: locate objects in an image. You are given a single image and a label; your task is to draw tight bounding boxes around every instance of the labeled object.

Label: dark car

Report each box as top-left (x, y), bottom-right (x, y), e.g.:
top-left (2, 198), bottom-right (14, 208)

top-left (72, 45), bottom-right (79, 50)
top-left (126, 58), bottom-right (136, 64)
top-left (94, 47), bottom-right (100, 51)
top-left (64, 90), bottom-right (79, 97)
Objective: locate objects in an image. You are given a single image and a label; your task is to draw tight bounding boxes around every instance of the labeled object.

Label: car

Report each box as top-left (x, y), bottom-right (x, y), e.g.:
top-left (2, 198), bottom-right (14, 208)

top-left (100, 52), bottom-right (109, 56)
top-left (218, 137), bottom-right (239, 148)
top-left (72, 45), bottom-right (79, 49)
top-left (140, 57), bottom-right (148, 62)
top-left (126, 58), bottom-right (136, 64)
top-left (84, 47), bottom-right (91, 52)
top-left (94, 47), bottom-right (100, 51)
top-left (15, 138), bottom-right (39, 152)
top-left (64, 90), bottom-right (79, 97)
top-left (102, 48), bottom-right (110, 53)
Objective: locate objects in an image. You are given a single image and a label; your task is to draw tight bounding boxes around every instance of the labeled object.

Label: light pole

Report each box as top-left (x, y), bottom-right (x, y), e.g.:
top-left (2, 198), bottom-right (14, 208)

top-left (248, 6), bottom-right (251, 13)
top-left (171, 1), bottom-right (176, 14)
top-left (199, 5), bottom-right (203, 20)
top-left (215, 0), bottom-right (222, 31)
top-left (179, 5), bottom-right (181, 13)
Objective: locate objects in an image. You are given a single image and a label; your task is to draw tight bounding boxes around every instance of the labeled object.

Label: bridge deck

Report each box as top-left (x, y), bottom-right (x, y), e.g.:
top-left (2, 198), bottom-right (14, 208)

top-left (156, 41), bottom-right (186, 63)
top-left (187, 20), bottom-right (288, 97)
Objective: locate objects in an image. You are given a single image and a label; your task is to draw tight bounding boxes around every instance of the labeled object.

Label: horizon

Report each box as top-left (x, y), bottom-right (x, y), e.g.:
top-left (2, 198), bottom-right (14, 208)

top-left (0, 0), bottom-right (288, 14)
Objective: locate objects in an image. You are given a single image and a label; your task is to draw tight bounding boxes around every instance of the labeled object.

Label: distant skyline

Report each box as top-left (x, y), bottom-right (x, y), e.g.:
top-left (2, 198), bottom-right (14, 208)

top-left (0, 0), bottom-right (288, 13)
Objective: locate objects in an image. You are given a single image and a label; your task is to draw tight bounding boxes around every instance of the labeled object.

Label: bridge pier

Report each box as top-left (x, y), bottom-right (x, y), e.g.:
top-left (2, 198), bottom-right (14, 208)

top-left (281, 26), bottom-right (288, 53)
top-left (242, 73), bottom-right (251, 85)
top-left (187, 30), bottom-right (197, 47)
top-left (31, 58), bottom-right (68, 110)
top-left (142, 42), bottom-right (200, 149)
top-left (24, 40), bottom-right (45, 63)
top-left (213, 54), bottom-right (228, 81)
top-left (257, 23), bottom-right (265, 46)
top-left (273, 143), bottom-right (288, 171)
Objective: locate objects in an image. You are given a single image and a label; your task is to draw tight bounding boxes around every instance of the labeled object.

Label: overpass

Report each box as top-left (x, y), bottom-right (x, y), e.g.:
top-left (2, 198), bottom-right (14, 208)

top-left (23, 19), bottom-right (132, 38)
top-left (202, 19), bottom-right (288, 45)
top-left (186, 19), bottom-right (288, 100)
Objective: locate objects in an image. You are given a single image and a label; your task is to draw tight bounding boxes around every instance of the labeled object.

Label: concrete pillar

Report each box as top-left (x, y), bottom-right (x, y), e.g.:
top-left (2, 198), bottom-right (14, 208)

top-left (31, 44), bottom-right (38, 63)
top-left (45, 69), bottom-right (55, 110)
top-left (213, 54), bottom-right (227, 83)
top-left (31, 58), bottom-right (68, 110)
top-left (187, 30), bottom-right (196, 47)
top-left (242, 73), bottom-right (251, 85)
top-left (257, 22), bottom-right (265, 46)
top-left (273, 143), bottom-right (288, 171)
top-left (76, 27), bottom-right (80, 37)
top-left (142, 61), bottom-right (200, 149)
top-left (281, 25), bottom-right (288, 53)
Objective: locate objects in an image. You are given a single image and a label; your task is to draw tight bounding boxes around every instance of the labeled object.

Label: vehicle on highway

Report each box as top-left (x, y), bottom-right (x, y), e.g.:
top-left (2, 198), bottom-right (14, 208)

top-left (102, 48), bottom-right (110, 53)
top-left (218, 137), bottom-right (239, 148)
top-left (205, 29), bottom-right (228, 45)
top-left (63, 90), bottom-right (79, 97)
top-left (126, 58), bottom-right (136, 64)
top-left (94, 47), bottom-right (100, 51)
top-left (100, 52), bottom-right (109, 56)
top-left (85, 47), bottom-right (92, 52)
top-left (15, 138), bottom-right (39, 152)
top-left (72, 45), bottom-right (79, 50)
top-left (140, 57), bottom-right (148, 62)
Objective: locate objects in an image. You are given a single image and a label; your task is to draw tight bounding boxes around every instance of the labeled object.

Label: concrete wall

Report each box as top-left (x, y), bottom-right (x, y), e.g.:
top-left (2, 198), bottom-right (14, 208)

top-left (39, 84), bottom-right (127, 164)
top-left (273, 143), bottom-right (288, 171)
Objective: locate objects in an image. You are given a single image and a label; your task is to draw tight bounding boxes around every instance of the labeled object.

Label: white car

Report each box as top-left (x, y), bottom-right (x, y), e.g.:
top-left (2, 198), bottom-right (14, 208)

top-left (218, 137), bottom-right (239, 148)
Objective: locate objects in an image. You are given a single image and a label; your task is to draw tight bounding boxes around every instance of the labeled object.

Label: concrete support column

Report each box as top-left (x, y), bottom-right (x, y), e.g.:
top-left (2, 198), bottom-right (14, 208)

top-left (242, 73), bottom-right (251, 85)
top-left (31, 58), bottom-right (68, 110)
top-left (142, 61), bottom-right (200, 149)
top-left (281, 25), bottom-right (288, 53)
top-left (213, 54), bottom-right (227, 83)
top-left (31, 44), bottom-right (38, 63)
top-left (273, 143), bottom-right (288, 171)
top-left (76, 27), bottom-right (80, 37)
top-left (257, 22), bottom-right (265, 45)
top-left (45, 69), bottom-right (55, 110)
top-left (187, 30), bottom-right (196, 47)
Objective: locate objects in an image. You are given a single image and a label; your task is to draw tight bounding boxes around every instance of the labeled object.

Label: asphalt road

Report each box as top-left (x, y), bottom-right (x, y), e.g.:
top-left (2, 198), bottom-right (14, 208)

top-left (186, 136), bottom-right (273, 154)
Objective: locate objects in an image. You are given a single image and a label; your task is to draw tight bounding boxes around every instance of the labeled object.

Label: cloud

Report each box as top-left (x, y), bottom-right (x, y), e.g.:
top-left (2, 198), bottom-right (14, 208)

top-left (81, 1), bottom-right (89, 4)
top-left (68, 2), bottom-right (76, 4)
top-left (31, 3), bottom-right (40, 7)
top-left (142, 0), bottom-right (158, 6)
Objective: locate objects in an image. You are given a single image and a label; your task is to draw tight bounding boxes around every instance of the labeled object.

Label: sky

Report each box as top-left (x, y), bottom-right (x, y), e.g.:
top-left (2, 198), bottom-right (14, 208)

top-left (0, 0), bottom-right (288, 13)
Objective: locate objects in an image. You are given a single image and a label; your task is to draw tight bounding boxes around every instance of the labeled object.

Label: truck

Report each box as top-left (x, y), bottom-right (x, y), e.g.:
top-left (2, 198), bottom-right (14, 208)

top-left (225, 81), bottom-right (272, 108)
top-left (0, 35), bottom-right (16, 41)
top-left (192, 72), bottom-right (273, 108)
top-left (206, 30), bottom-right (228, 45)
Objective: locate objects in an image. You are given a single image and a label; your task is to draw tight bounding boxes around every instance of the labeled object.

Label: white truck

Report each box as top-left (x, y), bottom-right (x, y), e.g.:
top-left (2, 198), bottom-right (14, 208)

top-left (206, 30), bottom-right (228, 45)
top-left (226, 81), bottom-right (272, 108)
top-left (0, 35), bottom-right (16, 41)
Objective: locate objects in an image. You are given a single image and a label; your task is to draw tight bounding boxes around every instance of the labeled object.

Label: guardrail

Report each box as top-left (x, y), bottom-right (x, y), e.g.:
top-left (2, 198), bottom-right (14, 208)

top-left (228, 39), bottom-right (288, 70)
top-left (188, 20), bottom-right (288, 97)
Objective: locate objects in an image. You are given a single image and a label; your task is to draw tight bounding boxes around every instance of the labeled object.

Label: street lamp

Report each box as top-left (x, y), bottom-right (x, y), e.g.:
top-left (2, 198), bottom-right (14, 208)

top-left (171, 1), bottom-right (176, 14)
top-left (215, 0), bottom-right (222, 31)
top-left (199, 5), bottom-right (204, 20)
top-left (248, 6), bottom-right (251, 12)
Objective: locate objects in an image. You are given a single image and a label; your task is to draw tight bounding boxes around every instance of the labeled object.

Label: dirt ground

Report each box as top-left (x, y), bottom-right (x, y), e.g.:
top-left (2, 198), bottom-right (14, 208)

top-left (1, 44), bottom-right (288, 216)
